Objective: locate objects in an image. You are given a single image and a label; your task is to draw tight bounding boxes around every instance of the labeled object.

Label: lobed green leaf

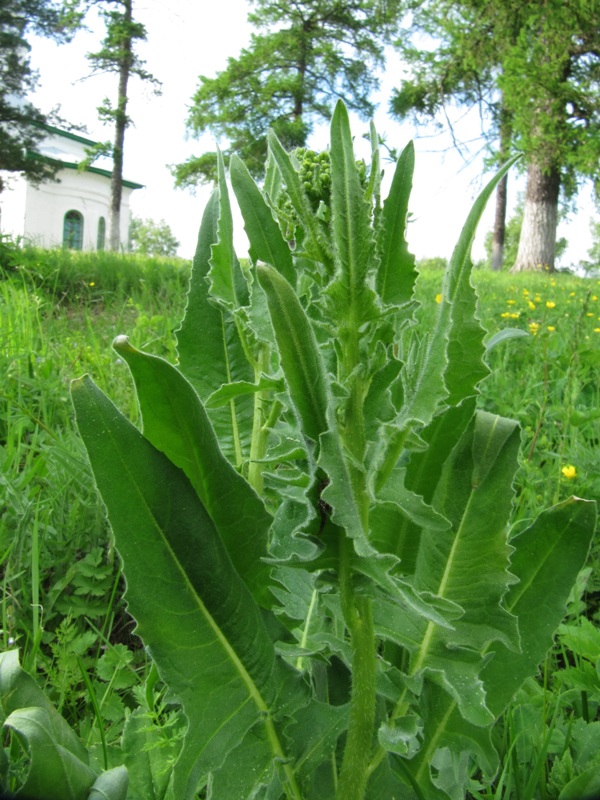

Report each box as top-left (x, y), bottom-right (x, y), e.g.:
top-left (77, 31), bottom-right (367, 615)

top-left (376, 141), bottom-right (417, 307)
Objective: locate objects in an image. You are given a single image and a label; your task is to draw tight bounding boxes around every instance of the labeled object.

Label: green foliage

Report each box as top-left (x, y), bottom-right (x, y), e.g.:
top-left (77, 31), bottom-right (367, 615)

top-left (0, 650), bottom-right (128, 799)
top-left (0, 0), bottom-right (75, 189)
top-left (128, 216), bottom-right (180, 257)
top-left (173, 0), bottom-right (399, 185)
top-left (391, 0), bottom-right (600, 271)
top-left (65, 103), bottom-right (596, 800)
top-left (391, 0), bottom-right (600, 194)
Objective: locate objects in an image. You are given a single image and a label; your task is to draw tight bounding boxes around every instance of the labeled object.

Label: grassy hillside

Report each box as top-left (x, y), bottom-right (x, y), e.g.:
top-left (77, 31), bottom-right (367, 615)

top-left (1, 246), bottom-right (599, 798)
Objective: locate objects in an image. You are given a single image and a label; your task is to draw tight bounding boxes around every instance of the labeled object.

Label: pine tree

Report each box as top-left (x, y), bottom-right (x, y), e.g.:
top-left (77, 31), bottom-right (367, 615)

top-left (173, 0), bottom-right (401, 186)
top-left (0, 0), bottom-right (73, 191)
top-left (389, 0), bottom-right (600, 272)
top-left (84, 0), bottom-right (160, 250)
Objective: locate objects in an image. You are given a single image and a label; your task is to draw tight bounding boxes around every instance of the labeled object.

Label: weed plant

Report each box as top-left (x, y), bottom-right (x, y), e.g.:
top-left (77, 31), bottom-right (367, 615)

top-left (1, 169), bottom-right (599, 797)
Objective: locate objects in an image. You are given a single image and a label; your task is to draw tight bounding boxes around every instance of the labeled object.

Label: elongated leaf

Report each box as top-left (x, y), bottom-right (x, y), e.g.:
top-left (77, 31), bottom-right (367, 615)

top-left (256, 263), bottom-right (329, 446)
top-left (397, 497), bottom-right (597, 800)
top-left (230, 153), bottom-right (296, 285)
top-left (404, 680), bottom-right (499, 800)
top-left (485, 327), bottom-right (529, 351)
top-left (71, 376), bottom-right (306, 799)
top-left (205, 375), bottom-right (283, 408)
top-left (208, 149), bottom-right (249, 308)
top-left (376, 141), bottom-right (416, 307)
top-left (482, 496), bottom-right (597, 717)
top-left (112, 337), bottom-right (273, 607)
top-left (327, 100), bottom-right (377, 326)
top-left (0, 649), bottom-right (88, 764)
top-left (3, 707), bottom-right (97, 800)
top-left (398, 155), bottom-right (521, 429)
top-left (399, 411), bottom-right (520, 727)
top-left (176, 189), bottom-right (254, 466)
top-left (88, 766), bottom-right (128, 800)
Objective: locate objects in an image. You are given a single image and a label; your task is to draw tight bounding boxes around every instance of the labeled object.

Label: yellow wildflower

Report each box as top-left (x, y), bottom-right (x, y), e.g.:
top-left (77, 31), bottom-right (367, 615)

top-left (523, 289), bottom-right (530, 296)
top-left (594, 328), bottom-right (600, 333)
top-left (569, 292), bottom-right (576, 297)
top-left (545, 301), bottom-right (556, 309)
top-left (547, 326), bottom-right (555, 332)
top-left (561, 465), bottom-right (577, 480)
top-left (507, 299), bottom-right (516, 306)
top-left (528, 322), bottom-right (540, 335)
top-left (89, 281), bottom-right (95, 287)
top-left (435, 293), bottom-right (443, 304)
top-left (592, 295), bottom-right (598, 301)
top-left (528, 301), bottom-right (536, 311)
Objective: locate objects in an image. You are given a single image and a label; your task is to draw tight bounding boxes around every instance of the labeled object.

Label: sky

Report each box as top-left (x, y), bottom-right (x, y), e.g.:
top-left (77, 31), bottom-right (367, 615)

top-left (27, 0), bottom-right (596, 265)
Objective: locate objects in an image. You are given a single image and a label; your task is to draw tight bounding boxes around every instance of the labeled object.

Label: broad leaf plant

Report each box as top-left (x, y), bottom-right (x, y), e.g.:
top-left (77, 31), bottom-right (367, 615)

top-left (33, 102), bottom-right (597, 798)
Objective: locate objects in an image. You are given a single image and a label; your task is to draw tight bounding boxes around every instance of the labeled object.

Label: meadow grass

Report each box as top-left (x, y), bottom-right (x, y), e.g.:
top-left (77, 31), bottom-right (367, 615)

top-left (1, 246), bottom-right (599, 796)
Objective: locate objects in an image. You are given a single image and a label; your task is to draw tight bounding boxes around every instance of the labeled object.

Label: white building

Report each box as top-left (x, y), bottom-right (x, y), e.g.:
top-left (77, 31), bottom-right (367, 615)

top-left (0, 124), bottom-right (143, 251)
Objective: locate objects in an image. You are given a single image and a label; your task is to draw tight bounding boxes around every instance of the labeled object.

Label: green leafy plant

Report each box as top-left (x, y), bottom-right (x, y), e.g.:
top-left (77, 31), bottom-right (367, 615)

top-left (64, 102), bottom-right (595, 799)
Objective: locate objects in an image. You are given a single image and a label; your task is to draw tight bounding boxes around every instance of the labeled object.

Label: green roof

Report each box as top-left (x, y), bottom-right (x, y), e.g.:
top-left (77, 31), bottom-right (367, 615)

top-left (27, 129), bottom-right (144, 190)
top-left (59, 159), bottom-right (144, 190)
top-left (39, 122), bottom-right (100, 147)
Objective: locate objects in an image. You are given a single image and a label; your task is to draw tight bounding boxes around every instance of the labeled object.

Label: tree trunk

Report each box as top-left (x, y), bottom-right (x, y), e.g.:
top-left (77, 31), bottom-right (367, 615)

top-left (511, 161), bottom-right (560, 273)
top-left (490, 103), bottom-right (511, 271)
top-left (490, 173), bottom-right (507, 271)
top-left (108, 0), bottom-right (133, 252)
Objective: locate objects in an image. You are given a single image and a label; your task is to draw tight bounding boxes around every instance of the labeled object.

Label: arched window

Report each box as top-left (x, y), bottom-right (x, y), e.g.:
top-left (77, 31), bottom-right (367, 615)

top-left (63, 210), bottom-right (84, 250)
top-left (97, 216), bottom-right (106, 251)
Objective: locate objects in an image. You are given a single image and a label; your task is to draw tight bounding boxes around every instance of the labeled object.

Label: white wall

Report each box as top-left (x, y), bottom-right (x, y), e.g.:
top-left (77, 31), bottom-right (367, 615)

top-left (0, 173), bottom-right (27, 239)
top-left (22, 168), bottom-right (134, 251)
top-left (0, 129), bottom-right (138, 251)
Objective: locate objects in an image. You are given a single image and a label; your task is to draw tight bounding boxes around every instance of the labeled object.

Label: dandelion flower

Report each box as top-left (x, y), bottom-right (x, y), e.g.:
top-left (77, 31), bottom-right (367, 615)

top-left (546, 301), bottom-right (556, 309)
top-left (561, 465), bottom-right (577, 480)
top-left (435, 293), bottom-right (443, 304)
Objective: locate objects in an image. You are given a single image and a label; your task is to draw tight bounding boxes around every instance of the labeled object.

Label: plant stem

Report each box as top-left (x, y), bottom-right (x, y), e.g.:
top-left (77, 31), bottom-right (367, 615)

top-left (248, 344), bottom-right (271, 494)
top-left (336, 540), bottom-right (377, 800)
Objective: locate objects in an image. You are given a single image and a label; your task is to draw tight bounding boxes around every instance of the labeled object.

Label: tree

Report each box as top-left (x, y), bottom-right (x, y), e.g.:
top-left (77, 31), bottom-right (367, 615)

top-left (483, 195), bottom-right (567, 270)
top-left (389, 0), bottom-right (600, 272)
top-left (84, 0), bottom-right (160, 250)
top-left (503, 2), bottom-right (600, 272)
top-left (128, 215), bottom-right (179, 257)
top-left (389, 1), bottom-right (518, 269)
top-left (173, 0), bottom-right (400, 187)
top-left (0, 0), bottom-right (74, 191)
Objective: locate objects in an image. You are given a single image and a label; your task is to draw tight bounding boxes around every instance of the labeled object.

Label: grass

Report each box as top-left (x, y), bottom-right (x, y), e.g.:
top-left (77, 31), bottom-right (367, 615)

top-left (1, 243), bottom-right (599, 797)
